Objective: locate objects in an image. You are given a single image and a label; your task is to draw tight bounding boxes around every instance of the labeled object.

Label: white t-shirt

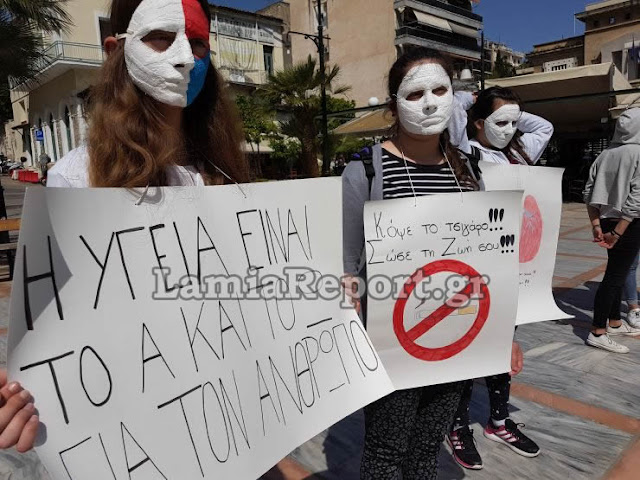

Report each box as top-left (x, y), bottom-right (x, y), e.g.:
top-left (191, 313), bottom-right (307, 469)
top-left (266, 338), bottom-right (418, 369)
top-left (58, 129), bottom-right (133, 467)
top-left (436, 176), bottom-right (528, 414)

top-left (47, 145), bottom-right (205, 188)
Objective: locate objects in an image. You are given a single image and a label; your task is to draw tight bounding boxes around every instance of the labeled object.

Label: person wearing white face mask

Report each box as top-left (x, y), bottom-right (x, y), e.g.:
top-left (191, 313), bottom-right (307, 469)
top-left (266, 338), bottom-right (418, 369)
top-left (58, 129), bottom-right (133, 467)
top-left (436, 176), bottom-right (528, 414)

top-left (342, 47), bottom-right (521, 480)
top-left (0, 0), bottom-right (249, 453)
top-left (45, 0), bottom-right (248, 189)
top-left (444, 85), bottom-right (547, 471)
top-left (465, 86), bottom-right (554, 165)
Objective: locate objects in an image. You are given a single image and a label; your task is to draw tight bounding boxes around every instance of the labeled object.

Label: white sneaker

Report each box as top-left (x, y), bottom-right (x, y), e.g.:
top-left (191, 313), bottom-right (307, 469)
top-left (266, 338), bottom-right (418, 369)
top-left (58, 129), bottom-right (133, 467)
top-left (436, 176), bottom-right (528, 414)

top-left (607, 322), bottom-right (640, 336)
top-left (627, 309), bottom-right (640, 328)
top-left (586, 333), bottom-right (629, 353)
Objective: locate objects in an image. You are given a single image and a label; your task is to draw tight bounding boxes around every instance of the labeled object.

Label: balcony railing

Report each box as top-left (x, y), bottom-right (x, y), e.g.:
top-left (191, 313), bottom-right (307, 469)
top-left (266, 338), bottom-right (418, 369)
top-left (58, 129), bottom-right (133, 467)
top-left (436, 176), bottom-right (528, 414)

top-left (396, 25), bottom-right (481, 54)
top-left (218, 68), bottom-right (270, 86)
top-left (404, 0), bottom-right (482, 22)
top-left (214, 18), bottom-right (275, 43)
top-left (35, 41), bottom-right (104, 72)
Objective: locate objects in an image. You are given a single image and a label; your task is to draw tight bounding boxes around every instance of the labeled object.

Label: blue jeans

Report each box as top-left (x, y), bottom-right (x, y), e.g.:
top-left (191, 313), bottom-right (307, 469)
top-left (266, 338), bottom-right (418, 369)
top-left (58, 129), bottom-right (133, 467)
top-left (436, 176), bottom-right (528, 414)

top-left (624, 252), bottom-right (640, 306)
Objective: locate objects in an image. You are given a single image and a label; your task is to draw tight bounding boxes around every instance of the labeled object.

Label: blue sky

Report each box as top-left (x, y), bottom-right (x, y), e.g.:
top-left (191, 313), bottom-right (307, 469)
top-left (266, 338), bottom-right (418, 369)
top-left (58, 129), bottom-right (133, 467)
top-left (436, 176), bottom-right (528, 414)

top-left (214, 0), bottom-right (589, 54)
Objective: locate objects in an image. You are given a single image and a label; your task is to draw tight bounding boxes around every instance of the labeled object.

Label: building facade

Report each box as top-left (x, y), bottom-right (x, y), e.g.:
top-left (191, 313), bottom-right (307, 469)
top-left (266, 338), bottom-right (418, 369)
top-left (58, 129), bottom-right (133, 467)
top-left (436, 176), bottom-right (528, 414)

top-left (483, 40), bottom-right (525, 72)
top-left (524, 36), bottom-right (586, 74)
top-left (210, 5), bottom-right (287, 94)
top-left (287, 0), bottom-right (483, 108)
top-left (577, 0), bottom-right (640, 85)
top-left (3, 0), bottom-right (107, 165)
top-left (2, 1), bottom-right (286, 165)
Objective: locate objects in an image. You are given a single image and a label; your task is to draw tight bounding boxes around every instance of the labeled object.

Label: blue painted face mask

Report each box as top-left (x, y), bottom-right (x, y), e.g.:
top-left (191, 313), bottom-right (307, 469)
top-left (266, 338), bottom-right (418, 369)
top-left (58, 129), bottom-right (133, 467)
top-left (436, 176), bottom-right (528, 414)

top-left (186, 54), bottom-right (210, 106)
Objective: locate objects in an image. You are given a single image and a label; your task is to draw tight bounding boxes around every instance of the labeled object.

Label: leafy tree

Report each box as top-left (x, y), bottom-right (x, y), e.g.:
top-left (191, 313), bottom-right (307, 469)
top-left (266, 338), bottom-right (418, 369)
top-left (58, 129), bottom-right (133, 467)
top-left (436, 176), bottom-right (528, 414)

top-left (492, 51), bottom-right (516, 79)
top-left (0, 0), bottom-right (71, 123)
top-left (267, 136), bottom-right (301, 178)
top-left (260, 55), bottom-right (349, 178)
top-left (235, 94), bottom-right (276, 178)
top-left (235, 94), bottom-right (276, 153)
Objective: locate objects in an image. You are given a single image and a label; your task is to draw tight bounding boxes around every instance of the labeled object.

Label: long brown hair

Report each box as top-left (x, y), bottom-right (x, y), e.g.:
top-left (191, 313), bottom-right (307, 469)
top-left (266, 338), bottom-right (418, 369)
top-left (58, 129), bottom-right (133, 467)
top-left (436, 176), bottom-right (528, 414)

top-left (468, 86), bottom-right (532, 165)
top-left (387, 47), bottom-right (477, 188)
top-left (88, 0), bottom-right (249, 187)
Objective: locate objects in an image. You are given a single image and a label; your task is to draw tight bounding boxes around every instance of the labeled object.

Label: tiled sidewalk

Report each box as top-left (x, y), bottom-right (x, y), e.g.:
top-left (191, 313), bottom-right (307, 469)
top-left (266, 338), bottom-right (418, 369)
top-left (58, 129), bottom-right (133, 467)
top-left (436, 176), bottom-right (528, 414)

top-left (1, 203), bottom-right (639, 479)
top-left (262, 204), bottom-right (640, 480)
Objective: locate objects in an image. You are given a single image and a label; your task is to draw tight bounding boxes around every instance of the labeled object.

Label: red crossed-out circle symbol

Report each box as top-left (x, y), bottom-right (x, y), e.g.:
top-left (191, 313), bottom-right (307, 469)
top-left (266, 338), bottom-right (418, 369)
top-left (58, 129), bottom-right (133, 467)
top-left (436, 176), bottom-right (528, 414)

top-left (392, 259), bottom-right (490, 362)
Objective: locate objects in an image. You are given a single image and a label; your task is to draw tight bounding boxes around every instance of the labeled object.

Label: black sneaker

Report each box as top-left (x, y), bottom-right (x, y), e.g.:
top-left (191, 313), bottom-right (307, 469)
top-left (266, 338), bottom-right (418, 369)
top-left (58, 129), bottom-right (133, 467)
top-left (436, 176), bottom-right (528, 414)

top-left (483, 419), bottom-right (541, 458)
top-left (446, 426), bottom-right (484, 470)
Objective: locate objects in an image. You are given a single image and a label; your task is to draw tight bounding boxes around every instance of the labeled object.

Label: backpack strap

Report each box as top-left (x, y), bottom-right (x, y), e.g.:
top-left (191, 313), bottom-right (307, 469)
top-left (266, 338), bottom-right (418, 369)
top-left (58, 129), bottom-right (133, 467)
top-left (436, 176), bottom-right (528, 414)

top-left (460, 147), bottom-right (482, 182)
top-left (351, 147), bottom-right (376, 197)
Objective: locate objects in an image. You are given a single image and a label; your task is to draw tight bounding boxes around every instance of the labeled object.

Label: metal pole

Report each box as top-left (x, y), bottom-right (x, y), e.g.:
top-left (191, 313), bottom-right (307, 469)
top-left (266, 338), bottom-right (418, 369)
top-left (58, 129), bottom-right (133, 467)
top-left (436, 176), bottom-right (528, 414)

top-left (480, 31), bottom-right (485, 91)
top-left (317, 0), bottom-right (330, 176)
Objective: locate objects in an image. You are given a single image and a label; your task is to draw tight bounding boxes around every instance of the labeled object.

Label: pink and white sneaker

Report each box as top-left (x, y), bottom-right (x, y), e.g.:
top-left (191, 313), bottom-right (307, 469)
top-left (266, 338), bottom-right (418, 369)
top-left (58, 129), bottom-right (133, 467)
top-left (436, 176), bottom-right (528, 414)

top-left (483, 419), bottom-right (540, 458)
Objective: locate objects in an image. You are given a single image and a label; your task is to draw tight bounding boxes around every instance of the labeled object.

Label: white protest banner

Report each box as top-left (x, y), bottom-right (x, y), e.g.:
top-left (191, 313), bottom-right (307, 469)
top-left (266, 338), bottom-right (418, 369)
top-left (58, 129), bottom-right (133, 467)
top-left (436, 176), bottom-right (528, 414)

top-left (480, 162), bottom-right (571, 325)
top-left (8, 179), bottom-right (394, 480)
top-left (363, 191), bottom-right (522, 390)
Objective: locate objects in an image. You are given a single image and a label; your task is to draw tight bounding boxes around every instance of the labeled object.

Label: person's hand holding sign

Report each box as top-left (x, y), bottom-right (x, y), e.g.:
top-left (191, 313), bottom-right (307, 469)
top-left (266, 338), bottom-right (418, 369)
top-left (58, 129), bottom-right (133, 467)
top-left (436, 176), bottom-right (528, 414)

top-left (0, 369), bottom-right (39, 451)
top-left (341, 274), bottom-right (362, 314)
top-left (510, 341), bottom-right (523, 376)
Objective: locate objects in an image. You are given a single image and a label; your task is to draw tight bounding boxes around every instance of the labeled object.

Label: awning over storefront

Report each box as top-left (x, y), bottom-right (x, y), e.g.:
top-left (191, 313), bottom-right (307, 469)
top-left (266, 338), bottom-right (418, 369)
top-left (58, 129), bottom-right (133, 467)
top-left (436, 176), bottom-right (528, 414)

top-left (332, 109), bottom-right (394, 137)
top-left (243, 141), bottom-right (273, 154)
top-left (413, 10), bottom-right (452, 32)
top-left (486, 63), bottom-right (626, 134)
top-left (333, 63), bottom-right (639, 137)
top-left (448, 22), bottom-right (478, 38)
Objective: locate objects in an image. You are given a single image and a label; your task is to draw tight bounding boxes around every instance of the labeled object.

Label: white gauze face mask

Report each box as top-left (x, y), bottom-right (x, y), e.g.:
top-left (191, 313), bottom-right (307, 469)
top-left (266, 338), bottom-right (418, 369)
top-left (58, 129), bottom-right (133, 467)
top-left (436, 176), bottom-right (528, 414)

top-left (122, 0), bottom-right (197, 107)
top-left (396, 63), bottom-right (454, 136)
top-left (483, 104), bottom-right (521, 149)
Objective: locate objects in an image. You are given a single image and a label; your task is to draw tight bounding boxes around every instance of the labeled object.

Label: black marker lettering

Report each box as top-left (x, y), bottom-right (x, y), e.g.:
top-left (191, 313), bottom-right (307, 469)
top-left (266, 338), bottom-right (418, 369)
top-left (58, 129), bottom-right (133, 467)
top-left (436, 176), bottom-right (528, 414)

top-left (80, 233), bottom-right (115, 310)
top-left (442, 237), bottom-right (457, 257)
top-left (141, 323), bottom-right (175, 394)
top-left (236, 210), bottom-right (264, 272)
top-left (181, 303), bottom-right (220, 372)
top-left (21, 351), bottom-right (74, 424)
top-left (269, 355), bottom-right (303, 424)
top-left (219, 372), bottom-right (250, 454)
top-left (149, 224), bottom-right (178, 292)
top-left (197, 217), bottom-right (229, 284)
top-left (287, 209), bottom-right (310, 261)
top-left (157, 385), bottom-right (204, 477)
top-left (79, 346), bottom-right (112, 407)
top-left (202, 381), bottom-right (231, 463)
top-left (366, 240), bottom-right (384, 266)
top-left (121, 422), bottom-right (168, 480)
top-left (115, 227), bottom-right (145, 300)
top-left (22, 237), bottom-right (63, 330)
top-left (256, 360), bottom-right (281, 436)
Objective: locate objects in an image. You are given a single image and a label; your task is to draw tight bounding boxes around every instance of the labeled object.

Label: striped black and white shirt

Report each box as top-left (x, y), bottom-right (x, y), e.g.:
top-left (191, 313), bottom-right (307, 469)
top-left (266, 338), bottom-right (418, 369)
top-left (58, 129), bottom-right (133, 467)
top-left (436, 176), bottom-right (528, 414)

top-left (382, 148), bottom-right (475, 200)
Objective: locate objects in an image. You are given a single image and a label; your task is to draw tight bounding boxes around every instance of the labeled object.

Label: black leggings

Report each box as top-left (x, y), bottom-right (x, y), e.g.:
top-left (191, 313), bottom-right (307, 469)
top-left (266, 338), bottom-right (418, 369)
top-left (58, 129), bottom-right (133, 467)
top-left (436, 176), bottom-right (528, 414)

top-left (593, 219), bottom-right (640, 329)
top-left (452, 374), bottom-right (511, 430)
top-left (361, 382), bottom-right (463, 480)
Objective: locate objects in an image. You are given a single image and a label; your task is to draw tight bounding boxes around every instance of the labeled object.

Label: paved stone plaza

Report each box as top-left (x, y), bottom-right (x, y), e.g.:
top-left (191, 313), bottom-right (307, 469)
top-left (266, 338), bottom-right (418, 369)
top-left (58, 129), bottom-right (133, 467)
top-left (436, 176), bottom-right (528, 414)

top-left (0, 181), bottom-right (637, 479)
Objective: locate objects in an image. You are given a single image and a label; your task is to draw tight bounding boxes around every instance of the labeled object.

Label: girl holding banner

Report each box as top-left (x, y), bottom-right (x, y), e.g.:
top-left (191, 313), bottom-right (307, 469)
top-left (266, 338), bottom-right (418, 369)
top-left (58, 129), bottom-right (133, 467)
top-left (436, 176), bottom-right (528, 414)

top-left (584, 107), bottom-right (640, 352)
top-left (445, 87), bottom-right (549, 470)
top-left (342, 47), bottom-right (483, 480)
top-left (0, 0), bottom-right (248, 452)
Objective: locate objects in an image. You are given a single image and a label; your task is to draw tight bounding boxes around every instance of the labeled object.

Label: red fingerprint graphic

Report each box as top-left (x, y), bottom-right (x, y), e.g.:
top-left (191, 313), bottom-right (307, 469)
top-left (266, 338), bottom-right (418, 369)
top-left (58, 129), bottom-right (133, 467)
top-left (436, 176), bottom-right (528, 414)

top-left (520, 195), bottom-right (543, 263)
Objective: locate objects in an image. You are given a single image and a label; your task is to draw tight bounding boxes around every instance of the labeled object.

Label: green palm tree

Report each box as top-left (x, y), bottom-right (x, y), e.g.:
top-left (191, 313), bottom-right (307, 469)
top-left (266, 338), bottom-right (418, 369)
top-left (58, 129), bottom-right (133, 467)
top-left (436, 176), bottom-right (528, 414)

top-left (261, 55), bottom-right (349, 178)
top-left (0, 0), bottom-right (70, 121)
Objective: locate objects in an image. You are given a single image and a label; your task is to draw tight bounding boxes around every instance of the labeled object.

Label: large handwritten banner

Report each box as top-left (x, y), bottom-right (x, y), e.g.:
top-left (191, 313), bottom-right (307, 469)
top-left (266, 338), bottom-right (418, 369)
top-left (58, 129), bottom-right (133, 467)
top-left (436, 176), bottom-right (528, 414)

top-left (480, 163), bottom-right (571, 325)
top-left (364, 191), bottom-right (522, 390)
top-left (8, 179), bottom-right (394, 480)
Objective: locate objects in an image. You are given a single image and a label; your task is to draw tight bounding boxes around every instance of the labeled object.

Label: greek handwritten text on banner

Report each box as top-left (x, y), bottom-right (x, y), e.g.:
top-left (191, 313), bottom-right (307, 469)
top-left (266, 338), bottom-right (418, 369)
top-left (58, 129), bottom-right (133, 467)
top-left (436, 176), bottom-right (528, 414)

top-left (8, 179), bottom-right (394, 480)
top-left (364, 191), bottom-right (522, 390)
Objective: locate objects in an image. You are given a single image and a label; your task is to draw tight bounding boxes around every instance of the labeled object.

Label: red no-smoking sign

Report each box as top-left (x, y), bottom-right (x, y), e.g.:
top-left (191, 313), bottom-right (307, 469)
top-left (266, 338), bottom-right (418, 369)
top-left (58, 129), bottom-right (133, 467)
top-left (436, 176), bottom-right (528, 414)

top-left (393, 260), bottom-right (490, 362)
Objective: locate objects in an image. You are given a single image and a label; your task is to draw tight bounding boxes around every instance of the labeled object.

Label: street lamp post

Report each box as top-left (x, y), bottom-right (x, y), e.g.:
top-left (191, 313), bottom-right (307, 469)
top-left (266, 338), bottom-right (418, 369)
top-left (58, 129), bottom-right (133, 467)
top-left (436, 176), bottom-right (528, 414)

top-left (289, 0), bottom-right (331, 176)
